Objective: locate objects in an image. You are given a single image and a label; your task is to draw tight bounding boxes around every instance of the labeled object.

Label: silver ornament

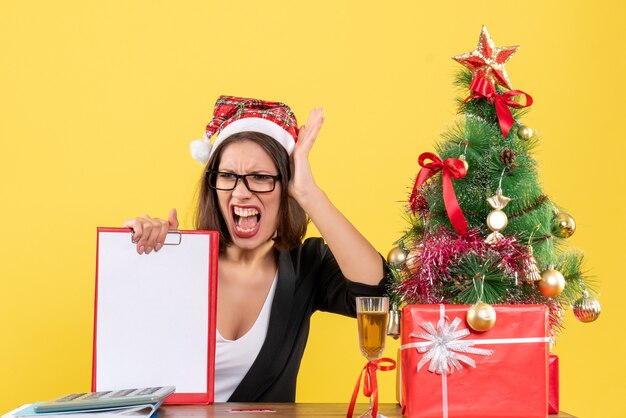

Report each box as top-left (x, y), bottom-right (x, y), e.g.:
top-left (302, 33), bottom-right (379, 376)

top-left (386, 307), bottom-right (401, 339)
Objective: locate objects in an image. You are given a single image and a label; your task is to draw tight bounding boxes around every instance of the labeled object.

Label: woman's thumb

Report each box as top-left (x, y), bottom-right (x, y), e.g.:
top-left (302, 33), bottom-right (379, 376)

top-left (168, 208), bottom-right (179, 229)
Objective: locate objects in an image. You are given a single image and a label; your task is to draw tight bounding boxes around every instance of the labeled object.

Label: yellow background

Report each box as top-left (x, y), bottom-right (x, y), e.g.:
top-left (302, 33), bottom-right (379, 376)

top-left (1, 1), bottom-right (624, 417)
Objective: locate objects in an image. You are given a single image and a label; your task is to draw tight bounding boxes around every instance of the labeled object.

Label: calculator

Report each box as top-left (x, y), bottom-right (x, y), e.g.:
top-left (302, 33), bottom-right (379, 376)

top-left (33, 386), bottom-right (175, 413)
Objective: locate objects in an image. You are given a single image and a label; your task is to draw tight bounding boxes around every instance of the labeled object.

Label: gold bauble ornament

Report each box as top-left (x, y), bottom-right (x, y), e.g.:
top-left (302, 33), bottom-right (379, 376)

top-left (459, 154), bottom-right (469, 172)
top-left (466, 302), bottom-right (497, 332)
top-left (538, 268), bottom-right (566, 297)
top-left (552, 212), bottom-right (576, 238)
top-left (387, 246), bottom-right (407, 270)
top-left (517, 125), bottom-right (534, 140)
top-left (573, 291), bottom-right (601, 323)
top-left (405, 248), bottom-right (422, 275)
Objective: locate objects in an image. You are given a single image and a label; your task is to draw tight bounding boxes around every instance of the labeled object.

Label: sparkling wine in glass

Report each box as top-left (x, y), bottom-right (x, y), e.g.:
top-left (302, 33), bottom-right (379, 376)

top-left (356, 297), bottom-right (389, 417)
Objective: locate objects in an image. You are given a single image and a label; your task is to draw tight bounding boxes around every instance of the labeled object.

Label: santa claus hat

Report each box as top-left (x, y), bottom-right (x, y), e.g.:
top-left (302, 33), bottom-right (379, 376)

top-left (190, 95), bottom-right (299, 164)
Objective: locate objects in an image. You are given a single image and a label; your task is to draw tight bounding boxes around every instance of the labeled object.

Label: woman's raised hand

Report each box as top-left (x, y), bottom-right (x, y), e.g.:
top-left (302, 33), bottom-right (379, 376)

top-left (289, 108), bottom-right (324, 202)
top-left (123, 208), bottom-right (179, 254)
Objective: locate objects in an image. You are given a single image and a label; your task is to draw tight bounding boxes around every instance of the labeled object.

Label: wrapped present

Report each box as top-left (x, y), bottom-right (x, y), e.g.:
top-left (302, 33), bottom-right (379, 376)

top-left (548, 354), bottom-right (559, 414)
top-left (400, 304), bottom-right (549, 418)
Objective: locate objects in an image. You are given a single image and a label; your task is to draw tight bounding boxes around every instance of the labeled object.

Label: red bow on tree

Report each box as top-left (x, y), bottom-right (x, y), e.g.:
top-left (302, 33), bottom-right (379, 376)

top-left (465, 76), bottom-right (533, 137)
top-left (409, 152), bottom-right (468, 236)
top-left (346, 358), bottom-right (396, 418)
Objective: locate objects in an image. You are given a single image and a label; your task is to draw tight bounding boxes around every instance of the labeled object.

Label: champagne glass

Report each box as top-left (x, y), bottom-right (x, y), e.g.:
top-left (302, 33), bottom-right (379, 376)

top-left (356, 296), bottom-right (389, 418)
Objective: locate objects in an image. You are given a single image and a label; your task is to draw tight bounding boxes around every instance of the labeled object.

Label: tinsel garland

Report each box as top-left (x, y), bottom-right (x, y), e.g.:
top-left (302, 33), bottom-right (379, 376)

top-left (394, 227), bottom-right (564, 335)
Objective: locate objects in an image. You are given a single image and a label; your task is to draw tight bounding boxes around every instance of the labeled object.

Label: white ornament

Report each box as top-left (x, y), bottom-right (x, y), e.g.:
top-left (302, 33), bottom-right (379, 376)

top-left (485, 188), bottom-right (511, 244)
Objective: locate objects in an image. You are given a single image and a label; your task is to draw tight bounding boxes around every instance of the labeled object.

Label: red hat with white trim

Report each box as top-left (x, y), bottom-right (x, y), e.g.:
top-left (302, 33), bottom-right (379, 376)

top-left (190, 95), bottom-right (299, 164)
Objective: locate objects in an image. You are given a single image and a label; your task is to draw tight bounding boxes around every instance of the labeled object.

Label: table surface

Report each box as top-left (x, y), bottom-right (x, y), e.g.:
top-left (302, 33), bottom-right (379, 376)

top-left (160, 404), bottom-right (576, 417)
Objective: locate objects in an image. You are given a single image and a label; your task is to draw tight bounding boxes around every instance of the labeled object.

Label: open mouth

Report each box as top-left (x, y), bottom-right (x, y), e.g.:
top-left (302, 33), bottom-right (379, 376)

top-left (232, 206), bottom-right (261, 237)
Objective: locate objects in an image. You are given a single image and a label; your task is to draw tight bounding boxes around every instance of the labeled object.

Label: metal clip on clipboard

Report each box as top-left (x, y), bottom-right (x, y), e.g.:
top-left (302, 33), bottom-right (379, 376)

top-left (130, 231), bottom-right (182, 245)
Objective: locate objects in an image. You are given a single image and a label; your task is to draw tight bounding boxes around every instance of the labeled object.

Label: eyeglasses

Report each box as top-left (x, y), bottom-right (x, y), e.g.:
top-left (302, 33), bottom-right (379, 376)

top-left (207, 171), bottom-right (281, 193)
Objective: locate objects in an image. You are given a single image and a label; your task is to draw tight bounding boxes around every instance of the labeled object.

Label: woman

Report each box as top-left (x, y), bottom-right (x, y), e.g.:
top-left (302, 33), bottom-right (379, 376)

top-left (124, 96), bottom-right (387, 402)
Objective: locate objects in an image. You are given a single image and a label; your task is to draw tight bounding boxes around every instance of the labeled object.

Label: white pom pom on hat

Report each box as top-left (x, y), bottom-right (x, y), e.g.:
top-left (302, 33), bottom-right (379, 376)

top-left (189, 133), bottom-right (213, 165)
top-left (189, 95), bottom-right (299, 164)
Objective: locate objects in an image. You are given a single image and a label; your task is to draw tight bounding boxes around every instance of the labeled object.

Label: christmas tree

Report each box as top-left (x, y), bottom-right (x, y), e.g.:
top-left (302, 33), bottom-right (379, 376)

top-left (387, 26), bottom-right (600, 337)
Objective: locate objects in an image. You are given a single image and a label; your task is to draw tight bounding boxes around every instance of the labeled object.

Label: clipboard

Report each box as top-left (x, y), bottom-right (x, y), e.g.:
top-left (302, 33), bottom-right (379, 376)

top-left (92, 227), bottom-right (219, 404)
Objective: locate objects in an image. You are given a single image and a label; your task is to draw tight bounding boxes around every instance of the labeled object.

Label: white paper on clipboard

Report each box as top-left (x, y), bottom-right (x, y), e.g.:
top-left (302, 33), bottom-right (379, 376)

top-left (93, 228), bottom-right (218, 404)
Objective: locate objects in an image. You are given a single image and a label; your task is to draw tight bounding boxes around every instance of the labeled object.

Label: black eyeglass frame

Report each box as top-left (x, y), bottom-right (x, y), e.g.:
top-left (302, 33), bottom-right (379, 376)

top-left (207, 170), bottom-right (282, 193)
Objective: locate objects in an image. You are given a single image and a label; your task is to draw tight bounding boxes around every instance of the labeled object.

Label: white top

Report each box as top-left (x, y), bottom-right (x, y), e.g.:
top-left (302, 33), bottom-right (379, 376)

top-left (213, 273), bottom-right (278, 402)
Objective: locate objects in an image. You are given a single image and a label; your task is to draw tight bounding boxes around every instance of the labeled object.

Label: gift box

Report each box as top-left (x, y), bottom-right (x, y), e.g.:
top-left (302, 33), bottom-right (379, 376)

top-left (548, 354), bottom-right (559, 414)
top-left (400, 304), bottom-right (549, 418)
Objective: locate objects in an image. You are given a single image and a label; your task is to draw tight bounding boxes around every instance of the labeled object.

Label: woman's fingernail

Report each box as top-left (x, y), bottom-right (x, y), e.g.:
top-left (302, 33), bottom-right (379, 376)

top-left (138, 246), bottom-right (145, 255)
top-left (145, 246), bottom-right (153, 254)
top-left (155, 243), bottom-right (163, 252)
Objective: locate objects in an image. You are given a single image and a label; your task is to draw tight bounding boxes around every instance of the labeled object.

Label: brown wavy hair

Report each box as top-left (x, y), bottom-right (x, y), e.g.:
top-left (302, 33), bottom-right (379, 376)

top-left (195, 131), bottom-right (308, 251)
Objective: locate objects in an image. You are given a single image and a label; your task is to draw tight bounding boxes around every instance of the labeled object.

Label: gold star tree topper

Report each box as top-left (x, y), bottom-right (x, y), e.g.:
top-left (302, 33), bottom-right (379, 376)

top-left (453, 26), bottom-right (519, 90)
